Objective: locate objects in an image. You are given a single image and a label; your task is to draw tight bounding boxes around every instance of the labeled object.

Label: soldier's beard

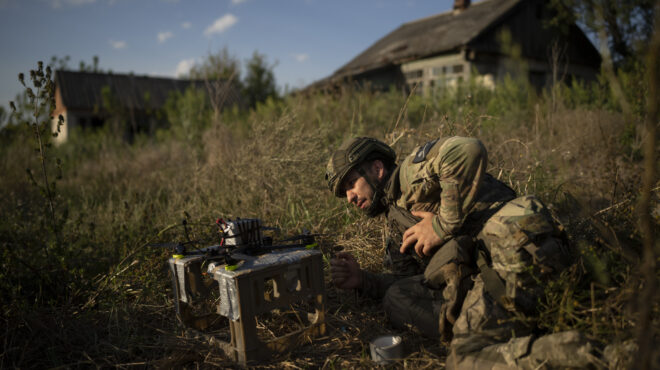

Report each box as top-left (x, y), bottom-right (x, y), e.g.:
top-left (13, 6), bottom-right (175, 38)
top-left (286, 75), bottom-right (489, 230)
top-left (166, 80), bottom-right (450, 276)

top-left (362, 174), bottom-right (389, 218)
top-left (364, 188), bottom-right (387, 217)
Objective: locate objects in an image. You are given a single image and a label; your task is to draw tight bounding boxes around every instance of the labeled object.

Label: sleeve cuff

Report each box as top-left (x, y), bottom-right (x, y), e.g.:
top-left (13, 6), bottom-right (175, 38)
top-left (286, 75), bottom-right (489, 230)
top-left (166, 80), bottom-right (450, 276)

top-left (432, 215), bottom-right (450, 240)
top-left (359, 269), bottom-right (372, 294)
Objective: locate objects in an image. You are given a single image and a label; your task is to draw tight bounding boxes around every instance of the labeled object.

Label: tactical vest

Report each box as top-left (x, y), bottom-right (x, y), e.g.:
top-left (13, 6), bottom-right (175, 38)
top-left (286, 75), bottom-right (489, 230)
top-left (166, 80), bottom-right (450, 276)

top-left (381, 138), bottom-right (572, 318)
top-left (383, 138), bottom-right (516, 242)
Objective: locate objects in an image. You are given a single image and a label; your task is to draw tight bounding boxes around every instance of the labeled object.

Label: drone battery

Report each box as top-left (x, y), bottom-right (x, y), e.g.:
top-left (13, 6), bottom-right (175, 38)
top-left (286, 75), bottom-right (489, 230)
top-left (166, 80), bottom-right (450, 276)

top-left (222, 219), bottom-right (262, 246)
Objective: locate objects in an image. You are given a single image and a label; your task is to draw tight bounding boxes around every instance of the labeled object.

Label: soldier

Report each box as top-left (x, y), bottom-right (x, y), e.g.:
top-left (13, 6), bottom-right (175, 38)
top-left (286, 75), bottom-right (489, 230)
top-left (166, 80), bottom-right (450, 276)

top-left (326, 136), bottom-right (599, 369)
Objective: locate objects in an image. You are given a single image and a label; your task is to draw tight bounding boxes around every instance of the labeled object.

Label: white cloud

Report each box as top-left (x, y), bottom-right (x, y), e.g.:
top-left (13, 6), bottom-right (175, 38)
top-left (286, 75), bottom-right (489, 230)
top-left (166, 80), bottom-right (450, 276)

top-left (181, 21), bottom-right (192, 29)
top-left (49, 0), bottom-right (95, 8)
top-left (293, 53), bottom-right (309, 63)
top-left (109, 39), bottom-right (126, 49)
top-left (231, 0), bottom-right (247, 4)
top-left (204, 14), bottom-right (238, 36)
top-left (175, 58), bottom-right (196, 77)
top-left (157, 31), bottom-right (173, 43)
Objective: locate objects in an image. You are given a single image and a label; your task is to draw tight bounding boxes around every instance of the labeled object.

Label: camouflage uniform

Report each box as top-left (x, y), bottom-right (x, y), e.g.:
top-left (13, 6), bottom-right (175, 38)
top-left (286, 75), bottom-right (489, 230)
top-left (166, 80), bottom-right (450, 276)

top-left (353, 137), bottom-right (595, 368)
top-left (358, 137), bottom-right (517, 301)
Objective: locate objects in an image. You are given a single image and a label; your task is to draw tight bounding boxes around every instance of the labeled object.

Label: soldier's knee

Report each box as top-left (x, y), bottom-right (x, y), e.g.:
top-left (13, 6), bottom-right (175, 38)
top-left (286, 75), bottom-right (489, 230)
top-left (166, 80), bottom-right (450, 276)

top-left (382, 276), bottom-right (441, 337)
top-left (383, 280), bottom-right (406, 315)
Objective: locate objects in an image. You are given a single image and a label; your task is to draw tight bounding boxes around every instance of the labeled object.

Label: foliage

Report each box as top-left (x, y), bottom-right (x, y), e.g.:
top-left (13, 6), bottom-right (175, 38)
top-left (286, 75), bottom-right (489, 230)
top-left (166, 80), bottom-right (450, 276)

top-left (547, 0), bottom-right (656, 67)
top-left (78, 55), bottom-right (102, 73)
top-left (46, 54), bottom-right (103, 73)
top-left (0, 57), bottom-right (657, 368)
top-left (242, 51), bottom-right (279, 109)
top-left (161, 85), bottom-right (213, 143)
top-left (0, 105), bottom-right (6, 127)
top-left (6, 84), bottom-right (50, 127)
top-left (188, 47), bottom-right (242, 85)
top-left (100, 85), bottom-right (124, 129)
top-left (48, 54), bottom-right (72, 70)
top-left (185, 47), bottom-right (279, 112)
top-left (3, 62), bottom-right (69, 307)
top-left (5, 55), bottom-right (104, 129)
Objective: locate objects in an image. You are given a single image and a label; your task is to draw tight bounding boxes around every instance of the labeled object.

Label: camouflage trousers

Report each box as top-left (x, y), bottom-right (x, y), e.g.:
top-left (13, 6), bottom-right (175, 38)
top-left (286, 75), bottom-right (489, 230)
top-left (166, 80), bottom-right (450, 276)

top-left (447, 275), bottom-right (600, 369)
top-left (383, 275), bottom-right (600, 369)
top-left (383, 275), bottom-right (444, 338)
top-left (382, 196), bottom-right (601, 369)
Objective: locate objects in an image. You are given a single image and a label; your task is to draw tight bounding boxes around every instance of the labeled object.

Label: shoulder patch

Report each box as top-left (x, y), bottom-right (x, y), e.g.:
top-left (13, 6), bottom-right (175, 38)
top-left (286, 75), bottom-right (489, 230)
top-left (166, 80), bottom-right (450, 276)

top-left (412, 139), bottom-right (439, 163)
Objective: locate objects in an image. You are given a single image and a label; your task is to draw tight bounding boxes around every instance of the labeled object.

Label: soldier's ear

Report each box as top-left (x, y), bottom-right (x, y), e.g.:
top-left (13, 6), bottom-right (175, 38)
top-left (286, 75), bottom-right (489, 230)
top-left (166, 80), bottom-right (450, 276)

top-left (371, 159), bottom-right (387, 181)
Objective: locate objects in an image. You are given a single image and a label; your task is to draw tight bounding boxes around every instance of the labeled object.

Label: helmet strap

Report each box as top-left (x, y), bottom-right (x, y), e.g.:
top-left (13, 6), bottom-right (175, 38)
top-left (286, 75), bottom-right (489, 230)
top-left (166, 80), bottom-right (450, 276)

top-left (357, 166), bottom-right (389, 217)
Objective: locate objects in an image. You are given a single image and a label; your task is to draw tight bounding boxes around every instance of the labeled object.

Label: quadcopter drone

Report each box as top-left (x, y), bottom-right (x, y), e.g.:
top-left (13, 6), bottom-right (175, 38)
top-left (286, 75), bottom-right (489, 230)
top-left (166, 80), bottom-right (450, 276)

top-left (153, 218), bottom-right (319, 331)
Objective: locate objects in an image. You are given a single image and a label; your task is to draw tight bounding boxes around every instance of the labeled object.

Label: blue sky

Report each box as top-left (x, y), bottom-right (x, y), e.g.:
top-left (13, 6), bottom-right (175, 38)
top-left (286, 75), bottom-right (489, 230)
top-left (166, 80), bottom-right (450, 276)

top-left (0, 0), bottom-right (459, 111)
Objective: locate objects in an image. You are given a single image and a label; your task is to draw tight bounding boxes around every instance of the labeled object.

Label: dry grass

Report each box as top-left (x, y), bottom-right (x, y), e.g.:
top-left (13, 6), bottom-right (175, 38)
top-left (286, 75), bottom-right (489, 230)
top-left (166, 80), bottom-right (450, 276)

top-left (1, 81), bottom-right (658, 368)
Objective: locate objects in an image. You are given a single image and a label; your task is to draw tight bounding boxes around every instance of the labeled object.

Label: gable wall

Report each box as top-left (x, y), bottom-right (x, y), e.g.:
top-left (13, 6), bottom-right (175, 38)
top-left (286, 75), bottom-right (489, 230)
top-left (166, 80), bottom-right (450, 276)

top-left (322, 0), bottom-right (602, 95)
top-left (468, 0), bottom-right (600, 73)
top-left (400, 51), bottom-right (476, 95)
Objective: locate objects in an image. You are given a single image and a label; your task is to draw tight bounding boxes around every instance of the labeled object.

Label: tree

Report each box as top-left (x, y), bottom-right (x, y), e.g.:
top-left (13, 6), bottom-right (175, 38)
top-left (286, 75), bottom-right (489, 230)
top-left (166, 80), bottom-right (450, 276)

top-left (45, 54), bottom-right (102, 73)
top-left (162, 86), bottom-right (212, 142)
top-left (78, 55), bottom-right (101, 73)
top-left (184, 48), bottom-right (279, 111)
top-left (0, 106), bottom-right (6, 128)
top-left (548, 0), bottom-right (655, 67)
top-left (48, 55), bottom-right (71, 71)
top-left (242, 51), bottom-right (278, 109)
top-left (188, 47), bottom-right (242, 83)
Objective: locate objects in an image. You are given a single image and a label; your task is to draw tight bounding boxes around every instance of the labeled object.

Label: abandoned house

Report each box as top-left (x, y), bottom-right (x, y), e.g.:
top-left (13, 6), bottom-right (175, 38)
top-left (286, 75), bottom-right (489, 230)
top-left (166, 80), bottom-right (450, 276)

top-left (315, 0), bottom-right (601, 95)
top-left (51, 70), bottom-right (240, 143)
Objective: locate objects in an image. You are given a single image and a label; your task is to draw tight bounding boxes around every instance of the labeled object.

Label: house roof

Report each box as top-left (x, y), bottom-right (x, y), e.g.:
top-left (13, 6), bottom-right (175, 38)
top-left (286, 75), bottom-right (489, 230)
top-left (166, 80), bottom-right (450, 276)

top-left (55, 70), bottom-right (232, 111)
top-left (333, 0), bottom-right (522, 79)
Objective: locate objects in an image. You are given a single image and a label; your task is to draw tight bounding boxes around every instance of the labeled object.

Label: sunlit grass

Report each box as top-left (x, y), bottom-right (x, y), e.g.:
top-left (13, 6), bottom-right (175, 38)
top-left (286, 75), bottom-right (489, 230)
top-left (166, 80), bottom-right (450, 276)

top-left (0, 72), bottom-right (656, 367)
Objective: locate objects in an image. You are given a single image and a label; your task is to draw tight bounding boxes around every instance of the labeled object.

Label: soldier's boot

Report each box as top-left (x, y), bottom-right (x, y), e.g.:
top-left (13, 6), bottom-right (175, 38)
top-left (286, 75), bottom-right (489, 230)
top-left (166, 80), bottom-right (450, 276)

top-left (422, 235), bottom-right (477, 340)
top-left (437, 263), bottom-right (475, 341)
top-left (450, 330), bottom-right (606, 370)
top-left (440, 263), bottom-right (475, 323)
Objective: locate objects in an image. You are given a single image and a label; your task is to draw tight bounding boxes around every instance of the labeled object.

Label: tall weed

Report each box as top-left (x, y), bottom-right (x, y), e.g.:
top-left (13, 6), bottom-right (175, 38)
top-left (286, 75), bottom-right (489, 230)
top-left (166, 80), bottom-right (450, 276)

top-left (0, 61), bottom-right (656, 367)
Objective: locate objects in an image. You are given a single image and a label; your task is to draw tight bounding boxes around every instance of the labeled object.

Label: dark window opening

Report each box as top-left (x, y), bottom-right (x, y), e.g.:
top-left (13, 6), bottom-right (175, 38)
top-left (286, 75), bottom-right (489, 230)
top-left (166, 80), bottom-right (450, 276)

top-left (90, 116), bottom-right (104, 128)
top-left (404, 69), bottom-right (423, 79)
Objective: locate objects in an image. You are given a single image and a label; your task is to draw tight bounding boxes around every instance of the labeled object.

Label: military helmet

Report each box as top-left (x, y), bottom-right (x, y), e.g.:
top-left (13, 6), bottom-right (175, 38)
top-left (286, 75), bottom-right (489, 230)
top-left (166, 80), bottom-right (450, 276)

top-left (325, 137), bottom-right (396, 197)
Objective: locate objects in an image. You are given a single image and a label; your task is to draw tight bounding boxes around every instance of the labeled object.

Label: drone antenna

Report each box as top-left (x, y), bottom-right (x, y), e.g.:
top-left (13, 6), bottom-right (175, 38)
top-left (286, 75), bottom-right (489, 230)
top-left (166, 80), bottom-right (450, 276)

top-left (182, 218), bottom-right (192, 244)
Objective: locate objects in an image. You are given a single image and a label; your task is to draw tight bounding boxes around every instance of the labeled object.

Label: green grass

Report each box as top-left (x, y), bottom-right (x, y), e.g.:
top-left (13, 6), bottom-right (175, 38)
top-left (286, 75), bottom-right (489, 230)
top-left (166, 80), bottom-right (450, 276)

top-left (0, 72), bottom-right (657, 368)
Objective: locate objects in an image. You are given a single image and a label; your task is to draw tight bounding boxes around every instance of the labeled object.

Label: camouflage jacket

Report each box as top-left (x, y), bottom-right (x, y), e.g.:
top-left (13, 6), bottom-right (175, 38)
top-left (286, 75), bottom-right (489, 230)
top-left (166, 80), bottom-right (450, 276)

top-left (359, 137), bottom-right (516, 299)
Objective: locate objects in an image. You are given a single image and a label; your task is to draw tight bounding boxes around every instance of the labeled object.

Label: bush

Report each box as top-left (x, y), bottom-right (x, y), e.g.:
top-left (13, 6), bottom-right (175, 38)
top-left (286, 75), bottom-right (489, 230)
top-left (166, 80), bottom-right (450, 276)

top-left (161, 85), bottom-right (212, 143)
top-left (0, 59), bottom-right (656, 367)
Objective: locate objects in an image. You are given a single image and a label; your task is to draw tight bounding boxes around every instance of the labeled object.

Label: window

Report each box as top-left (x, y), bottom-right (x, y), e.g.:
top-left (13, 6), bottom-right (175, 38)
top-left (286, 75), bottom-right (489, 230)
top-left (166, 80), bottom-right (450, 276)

top-left (433, 65), bottom-right (463, 76)
top-left (437, 76), bottom-right (458, 87)
top-left (407, 82), bottom-right (423, 95)
top-left (404, 69), bottom-right (423, 79)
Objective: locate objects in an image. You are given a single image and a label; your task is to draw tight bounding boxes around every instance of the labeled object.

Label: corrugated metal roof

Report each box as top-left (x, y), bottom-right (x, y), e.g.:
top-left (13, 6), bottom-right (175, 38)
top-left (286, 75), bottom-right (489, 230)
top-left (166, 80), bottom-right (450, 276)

top-left (55, 70), bottom-right (226, 111)
top-left (333, 0), bottom-right (522, 78)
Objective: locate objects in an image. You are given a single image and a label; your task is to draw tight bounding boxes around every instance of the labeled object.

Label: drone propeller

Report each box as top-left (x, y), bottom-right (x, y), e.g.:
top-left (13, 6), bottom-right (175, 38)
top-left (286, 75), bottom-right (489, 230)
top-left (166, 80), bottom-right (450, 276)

top-left (149, 242), bottom-right (186, 249)
top-left (149, 239), bottom-right (227, 257)
top-left (275, 233), bottom-right (324, 244)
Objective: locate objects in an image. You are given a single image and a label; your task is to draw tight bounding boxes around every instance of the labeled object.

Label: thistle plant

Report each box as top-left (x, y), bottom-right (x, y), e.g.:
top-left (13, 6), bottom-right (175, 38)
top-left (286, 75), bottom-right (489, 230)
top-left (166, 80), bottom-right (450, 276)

top-left (10, 61), bottom-right (65, 251)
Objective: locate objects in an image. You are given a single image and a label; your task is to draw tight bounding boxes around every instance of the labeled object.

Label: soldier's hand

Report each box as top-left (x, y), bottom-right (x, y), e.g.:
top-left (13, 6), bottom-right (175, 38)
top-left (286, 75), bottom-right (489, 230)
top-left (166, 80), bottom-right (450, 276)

top-left (330, 252), bottom-right (362, 290)
top-left (400, 211), bottom-right (444, 257)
